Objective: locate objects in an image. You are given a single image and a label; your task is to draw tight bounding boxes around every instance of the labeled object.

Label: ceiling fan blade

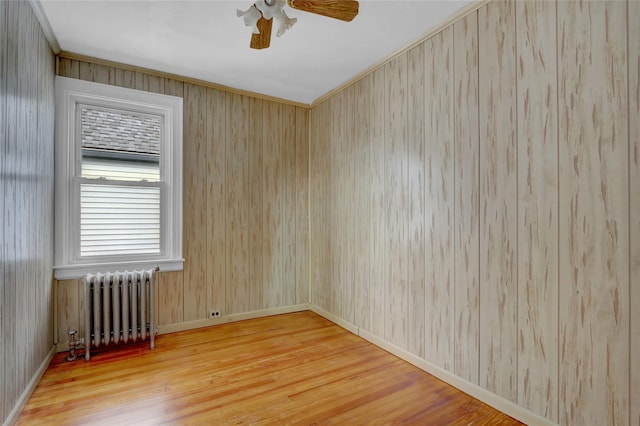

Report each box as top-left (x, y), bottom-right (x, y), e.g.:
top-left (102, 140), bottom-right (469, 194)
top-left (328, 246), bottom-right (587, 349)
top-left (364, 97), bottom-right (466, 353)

top-left (250, 17), bottom-right (273, 49)
top-left (287, 0), bottom-right (359, 22)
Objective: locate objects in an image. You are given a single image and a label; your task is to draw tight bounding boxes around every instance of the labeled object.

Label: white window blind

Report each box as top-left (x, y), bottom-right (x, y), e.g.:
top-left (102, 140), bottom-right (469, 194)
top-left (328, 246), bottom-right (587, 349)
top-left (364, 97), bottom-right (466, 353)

top-left (80, 183), bottom-right (161, 256)
top-left (82, 157), bottom-right (160, 181)
top-left (79, 105), bottom-right (162, 258)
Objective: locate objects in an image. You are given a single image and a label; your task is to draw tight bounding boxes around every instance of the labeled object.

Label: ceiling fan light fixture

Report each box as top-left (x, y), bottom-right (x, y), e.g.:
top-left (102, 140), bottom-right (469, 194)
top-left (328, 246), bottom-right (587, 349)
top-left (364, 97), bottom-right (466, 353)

top-left (276, 13), bottom-right (297, 38)
top-left (237, 5), bottom-right (263, 35)
top-left (240, 0), bottom-right (297, 41)
top-left (256, 0), bottom-right (297, 37)
top-left (255, 0), bottom-right (284, 20)
top-left (239, 0), bottom-right (359, 49)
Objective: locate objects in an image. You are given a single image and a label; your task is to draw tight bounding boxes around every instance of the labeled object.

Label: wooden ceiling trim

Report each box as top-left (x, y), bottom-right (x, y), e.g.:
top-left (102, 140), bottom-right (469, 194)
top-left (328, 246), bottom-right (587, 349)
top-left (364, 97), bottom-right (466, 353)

top-left (56, 51), bottom-right (311, 109)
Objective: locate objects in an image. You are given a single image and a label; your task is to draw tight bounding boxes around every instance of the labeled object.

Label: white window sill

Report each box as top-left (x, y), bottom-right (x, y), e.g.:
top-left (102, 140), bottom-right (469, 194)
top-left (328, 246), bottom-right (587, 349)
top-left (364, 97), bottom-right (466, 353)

top-left (53, 258), bottom-right (184, 280)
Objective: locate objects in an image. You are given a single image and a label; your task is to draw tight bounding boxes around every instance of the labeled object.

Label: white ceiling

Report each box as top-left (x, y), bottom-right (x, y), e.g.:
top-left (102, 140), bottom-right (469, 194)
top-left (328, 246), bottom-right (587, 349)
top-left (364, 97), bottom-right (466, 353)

top-left (39, 0), bottom-right (472, 105)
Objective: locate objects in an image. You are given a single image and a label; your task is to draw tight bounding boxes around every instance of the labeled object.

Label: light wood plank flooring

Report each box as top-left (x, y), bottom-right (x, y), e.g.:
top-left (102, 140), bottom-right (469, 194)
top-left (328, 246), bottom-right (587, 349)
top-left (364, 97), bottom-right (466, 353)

top-left (19, 311), bottom-right (522, 425)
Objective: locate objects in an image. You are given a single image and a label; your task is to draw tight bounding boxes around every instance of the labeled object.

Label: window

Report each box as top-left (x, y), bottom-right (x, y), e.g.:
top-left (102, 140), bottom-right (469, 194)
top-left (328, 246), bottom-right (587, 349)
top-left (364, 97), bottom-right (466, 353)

top-left (54, 77), bottom-right (183, 279)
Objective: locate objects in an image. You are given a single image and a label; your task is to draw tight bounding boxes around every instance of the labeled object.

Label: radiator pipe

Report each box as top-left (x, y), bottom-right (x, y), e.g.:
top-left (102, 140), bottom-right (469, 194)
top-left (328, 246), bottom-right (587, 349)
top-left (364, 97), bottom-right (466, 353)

top-left (66, 329), bottom-right (86, 362)
top-left (66, 330), bottom-right (79, 361)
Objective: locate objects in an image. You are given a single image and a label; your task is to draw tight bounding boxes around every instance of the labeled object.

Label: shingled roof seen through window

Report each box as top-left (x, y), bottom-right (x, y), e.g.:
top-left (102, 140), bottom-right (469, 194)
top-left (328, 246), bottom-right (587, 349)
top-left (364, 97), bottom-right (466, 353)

top-left (81, 106), bottom-right (160, 156)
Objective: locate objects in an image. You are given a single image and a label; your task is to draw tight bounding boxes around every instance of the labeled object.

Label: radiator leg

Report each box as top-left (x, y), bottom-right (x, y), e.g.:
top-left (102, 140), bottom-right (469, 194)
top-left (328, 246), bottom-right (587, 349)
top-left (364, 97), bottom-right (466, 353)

top-left (150, 268), bottom-right (157, 350)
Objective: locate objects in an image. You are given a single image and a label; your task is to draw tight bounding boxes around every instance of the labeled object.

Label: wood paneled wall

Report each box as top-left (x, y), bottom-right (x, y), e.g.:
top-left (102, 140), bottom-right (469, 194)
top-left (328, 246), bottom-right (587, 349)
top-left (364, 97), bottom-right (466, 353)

top-left (516, 1), bottom-right (558, 420)
top-left (557, 2), bottom-right (629, 425)
top-left (631, 3), bottom-right (640, 424)
top-left (55, 58), bottom-right (309, 338)
top-left (309, 1), bottom-right (637, 425)
top-left (1, 1), bottom-right (56, 423)
top-left (452, 12), bottom-right (480, 386)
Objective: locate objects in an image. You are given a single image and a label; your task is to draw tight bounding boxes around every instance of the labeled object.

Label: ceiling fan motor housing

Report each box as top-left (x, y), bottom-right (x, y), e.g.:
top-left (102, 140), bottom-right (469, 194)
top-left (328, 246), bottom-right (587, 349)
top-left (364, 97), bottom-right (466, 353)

top-left (239, 0), bottom-right (359, 49)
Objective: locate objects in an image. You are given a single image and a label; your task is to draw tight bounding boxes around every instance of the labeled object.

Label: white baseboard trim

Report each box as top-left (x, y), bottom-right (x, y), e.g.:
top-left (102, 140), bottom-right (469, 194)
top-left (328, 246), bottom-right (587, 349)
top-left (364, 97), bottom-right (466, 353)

top-left (157, 304), bottom-right (310, 335)
top-left (54, 304), bottom-right (311, 353)
top-left (4, 346), bottom-right (56, 426)
top-left (309, 304), bottom-right (556, 426)
top-left (308, 304), bottom-right (359, 335)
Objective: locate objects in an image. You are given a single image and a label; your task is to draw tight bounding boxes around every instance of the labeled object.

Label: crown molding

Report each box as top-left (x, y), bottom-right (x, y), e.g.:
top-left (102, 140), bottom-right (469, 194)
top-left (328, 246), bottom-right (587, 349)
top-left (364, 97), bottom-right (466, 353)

top-left (57, 51), bottom-right (311, 109)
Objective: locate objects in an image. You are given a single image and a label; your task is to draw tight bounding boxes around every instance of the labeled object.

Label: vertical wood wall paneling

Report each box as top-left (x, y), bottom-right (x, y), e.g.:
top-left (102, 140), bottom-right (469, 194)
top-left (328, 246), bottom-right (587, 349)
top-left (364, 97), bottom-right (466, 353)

top-left (341, 86), bottom-right (355, 324)
top-left (47, 30), bottom-right (56, 345)
top-left (630, 1), bottom-right (640, 423)
top-left (135, 72), bottom-right (164, 94)
top-left (4, 1), bottom-right (19, 415)
top-left (424, 27), bottom-right (455, 370)
top-left (316, 101), bottom-right (334, 310)
top-left (26, 8), bottom-right (37, 378)
top-left (282, 104), bottom-right (297, 307)
top-left (308, 101), bottom-right (322, 307)
top-left (164, 78), bottom-right (184, 99)
top-left (34, 32), bottom-right (40, 361)
top-left (5, 0), bottom-right (19, 413)
top-left (17, 0), bottom-right (31, 392)
top-left (226, 93), bottom-right (250, 314)
top-left (35, 1), bottom-right (50, 374)
top-left (38, 14), bottom-right (55, 361)
top-left (0, 1), bottom-right (6, 418)
top-left (558, 1), bottom-right (630, 425)
top-left (263, 101), bottom-right (283, 309)
top-left (1, 1), bottom-right (54, 422)
top-left (322, 102), bottom-right (332, 312)
top-left (294, 107), bottom-right (309, 305)
top-left (55, 280), bottom-right (82, 346)
top-left (515, 1), bottom-right (558, 421)
top-left (183, 83), bottom-right (208, 321)
top-left (34, 24), bottom-right (42, 372)
top-left (478, 1), bottom-right (518, 402)
top-left (384, 55), bottom-right (408, 349)
top-left (157, 272), bottom-right (183, 325)
top-left (0, 24), bottom-right (4, 412)
top-left (158, 79), bottom-right (184, 325)
top-left (406, 42), bottom-right (426, 358)
top-left (329, 94), bottom-right (342, 318)
top-left (452, 11), bottom-right (480, 386)
top-left (21, 3), bottom-right (31, 382)
top-left (249, 98), bottom-right (264, 311)
top-left (58, 57), bottom-right (79, 79)
top-left (33, 0), bottom-right (52, 379)
top-left (114, 68), bottom-right (135, 89)
top-left (79, 61), bottom-right (114, 85)
top-left (353, 76), bottom-right (371, 331)
top-left (206, 88), bottom-right (226, 317)
top-left (332, 93), bottom-right (344, 318)
top-left (369, 67), bottom-right (386, 338)
top-left (309, 101), bottom-right (320, 307)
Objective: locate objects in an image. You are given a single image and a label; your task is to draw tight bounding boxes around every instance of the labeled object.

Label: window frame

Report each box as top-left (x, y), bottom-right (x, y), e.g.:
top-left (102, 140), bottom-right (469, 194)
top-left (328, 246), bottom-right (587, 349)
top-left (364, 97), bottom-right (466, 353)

top-left (54, 76), bottom-right (183, 279)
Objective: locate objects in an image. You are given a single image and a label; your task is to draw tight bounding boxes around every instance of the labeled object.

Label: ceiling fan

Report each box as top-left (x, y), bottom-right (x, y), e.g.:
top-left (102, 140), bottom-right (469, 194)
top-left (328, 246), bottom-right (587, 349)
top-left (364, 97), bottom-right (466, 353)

top-left (237, 0), bottom-right (359, 49)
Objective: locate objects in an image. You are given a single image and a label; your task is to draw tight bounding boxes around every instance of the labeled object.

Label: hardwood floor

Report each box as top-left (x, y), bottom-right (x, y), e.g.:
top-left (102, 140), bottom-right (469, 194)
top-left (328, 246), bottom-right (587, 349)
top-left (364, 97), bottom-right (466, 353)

top-left (19, 312), bottom-right (521, 425)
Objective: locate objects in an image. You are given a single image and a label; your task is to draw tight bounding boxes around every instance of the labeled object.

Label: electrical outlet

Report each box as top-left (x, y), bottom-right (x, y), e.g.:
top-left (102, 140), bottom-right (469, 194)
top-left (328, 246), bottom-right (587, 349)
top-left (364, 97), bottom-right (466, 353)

top-left (209, 310), bottom-right (221, 318)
